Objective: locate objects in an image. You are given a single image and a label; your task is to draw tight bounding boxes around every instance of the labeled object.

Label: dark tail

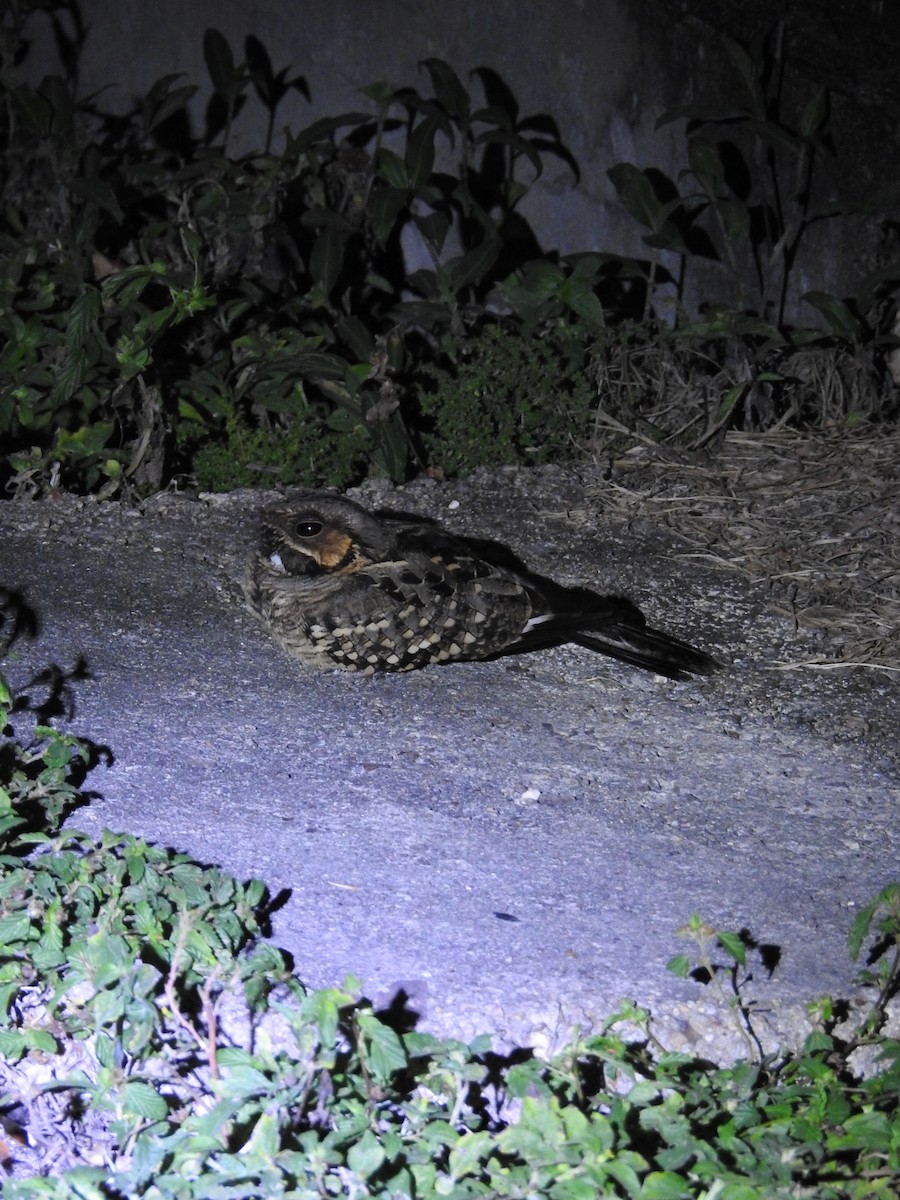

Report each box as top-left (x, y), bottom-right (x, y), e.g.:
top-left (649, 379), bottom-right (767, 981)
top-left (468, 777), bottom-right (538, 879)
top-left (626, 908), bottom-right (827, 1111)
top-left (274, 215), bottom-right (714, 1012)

top-left (519, 585), bottom-right (721, 680)
top-left (571, 622), bottom-right (719, 680)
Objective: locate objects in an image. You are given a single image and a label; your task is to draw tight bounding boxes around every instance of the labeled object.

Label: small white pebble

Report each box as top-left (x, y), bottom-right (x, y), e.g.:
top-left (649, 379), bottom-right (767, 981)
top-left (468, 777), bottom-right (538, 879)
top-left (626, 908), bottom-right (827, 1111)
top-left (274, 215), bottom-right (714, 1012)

top-left (519, 787), bottom-right (541, 803)
top-left (447, 499), bottom-right (460, 510)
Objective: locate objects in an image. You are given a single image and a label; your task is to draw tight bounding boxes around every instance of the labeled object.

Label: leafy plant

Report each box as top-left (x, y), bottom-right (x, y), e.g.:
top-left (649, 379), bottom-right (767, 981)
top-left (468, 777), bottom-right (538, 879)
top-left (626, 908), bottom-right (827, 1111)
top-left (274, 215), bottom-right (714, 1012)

top-left (416, 323), bottom-right (596, 475)
top-left (608, 21), bottom-right (837, 330)
top-left (0, 7), bottom-right (582, 497)
top-left (602, 20), bottom-right (900, 435)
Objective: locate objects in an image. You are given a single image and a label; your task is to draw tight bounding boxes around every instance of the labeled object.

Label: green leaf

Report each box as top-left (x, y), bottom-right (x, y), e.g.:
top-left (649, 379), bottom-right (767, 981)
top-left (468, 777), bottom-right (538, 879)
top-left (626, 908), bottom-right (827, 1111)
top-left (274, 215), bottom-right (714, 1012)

top-left (357, 1010), bottom-right (407, 1082)
top-left (369, 186), bottom-right (407, 245)
top-left (687, 139), bottom-right (725, 193)
top-left (406, 116), bottom-right (439, 192)
top-left (359, 79), bottom-right (394, 107)
top-left (373, 413), bottom-right (410, 482)
top-left (608, 163), bottom-right (668, 233)
top-left (238, 1110), bottom-right (280, 1158)
top-left (288, 351), bottom-right (351, 381)
top-left (414, 211), bottom-right (451, 254)
top-left (120, 1081), bottom-right (169, 1120)
top-left (640, 1170), bottom-right (691, 1198)
top-left (447, 1130), bottom-right (494, 1179)
top-left (336, 316), bottom-right (375, 361)
top-left (717, 931), bottom-right (746, 967)
top-left (799, 87), bottom-right (829, 139)
top-left (558, 276), bottom-right (605, 327)
top-left (0, 1029), bottom-right (27, 1059)
top-left (65, 290), bottom-right (102, 345)
top-left (722, 36), bottom-right (760, 110)
top-left (310, 228), bottom-right (347, 295)
top-left (143, 74), bottom-right (198, 132)
top-left (828, 1109), bottom-right (893, 1153)
top-left (441, 237), bottom-right (501, 293)
top-left (0, 912), bottom-right (36, 945)
top-left (714, 384), bottom-right (746, 422)
top-left (666, 954), bottom-right (691, 979)
top-left (475, 129), bottom-right (543, 180)
top-left (286, 112), bottom-right (370, 156)
top-left (378, 147), bottom-right (409, 190)
top-left (848, 901), bottom-right (877, 961)
top-left (347, 1130), bottom-right (386, 1178)
top-left (802, 291), bottom-right (861, 342)
top-left (420, 58), bottom-right (470, 122)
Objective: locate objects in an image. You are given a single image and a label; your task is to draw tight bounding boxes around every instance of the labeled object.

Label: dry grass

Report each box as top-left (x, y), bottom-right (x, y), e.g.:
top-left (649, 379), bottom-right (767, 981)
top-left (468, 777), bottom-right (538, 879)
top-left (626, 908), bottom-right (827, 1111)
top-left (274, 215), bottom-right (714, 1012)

top-left (586, 426), bottom-right (900, 672)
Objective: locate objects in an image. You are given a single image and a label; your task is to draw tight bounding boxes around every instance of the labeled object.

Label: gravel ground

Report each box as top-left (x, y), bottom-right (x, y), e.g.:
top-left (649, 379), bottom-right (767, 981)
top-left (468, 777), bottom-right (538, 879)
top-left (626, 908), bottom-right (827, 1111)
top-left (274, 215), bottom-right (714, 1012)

top-left (2, 463), bottom-right (898, 1060)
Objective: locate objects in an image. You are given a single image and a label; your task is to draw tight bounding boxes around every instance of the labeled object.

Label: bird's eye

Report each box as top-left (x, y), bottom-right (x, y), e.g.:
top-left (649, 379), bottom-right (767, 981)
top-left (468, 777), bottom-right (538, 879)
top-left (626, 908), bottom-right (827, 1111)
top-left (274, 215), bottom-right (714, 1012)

top-left (295, 519), bottom-right (323, 538)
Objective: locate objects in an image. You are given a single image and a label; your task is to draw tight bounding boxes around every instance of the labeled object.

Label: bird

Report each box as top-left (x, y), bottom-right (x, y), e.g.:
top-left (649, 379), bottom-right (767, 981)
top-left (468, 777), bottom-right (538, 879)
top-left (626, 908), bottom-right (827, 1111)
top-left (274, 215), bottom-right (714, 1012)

top-left (243, 490), bottom-right (720, 679)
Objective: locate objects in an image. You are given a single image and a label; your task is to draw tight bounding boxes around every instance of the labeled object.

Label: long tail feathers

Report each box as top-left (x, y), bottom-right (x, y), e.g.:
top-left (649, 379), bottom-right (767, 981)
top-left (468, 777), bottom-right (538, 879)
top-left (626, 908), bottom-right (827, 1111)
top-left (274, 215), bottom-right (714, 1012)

top-left (571, 624), bottom-right (719, 681)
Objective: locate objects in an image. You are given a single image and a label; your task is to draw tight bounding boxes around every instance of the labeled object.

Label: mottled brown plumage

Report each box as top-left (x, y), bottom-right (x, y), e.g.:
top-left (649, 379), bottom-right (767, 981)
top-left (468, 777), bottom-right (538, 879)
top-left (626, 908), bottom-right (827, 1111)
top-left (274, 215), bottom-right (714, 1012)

top-left (244, 491), bottom-right (720, 679)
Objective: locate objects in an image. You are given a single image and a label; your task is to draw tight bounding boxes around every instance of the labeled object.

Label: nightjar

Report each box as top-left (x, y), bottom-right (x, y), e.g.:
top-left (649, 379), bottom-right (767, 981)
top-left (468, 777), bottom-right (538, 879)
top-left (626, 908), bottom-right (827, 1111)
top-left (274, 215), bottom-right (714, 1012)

top-left (243, 491), bottom-right (720, 679)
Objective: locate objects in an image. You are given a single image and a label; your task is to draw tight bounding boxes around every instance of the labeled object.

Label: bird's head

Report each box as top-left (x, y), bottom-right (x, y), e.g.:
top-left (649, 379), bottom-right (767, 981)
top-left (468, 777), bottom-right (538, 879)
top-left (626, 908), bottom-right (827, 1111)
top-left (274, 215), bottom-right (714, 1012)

top-left (259, 492), bottom-right (395, 576)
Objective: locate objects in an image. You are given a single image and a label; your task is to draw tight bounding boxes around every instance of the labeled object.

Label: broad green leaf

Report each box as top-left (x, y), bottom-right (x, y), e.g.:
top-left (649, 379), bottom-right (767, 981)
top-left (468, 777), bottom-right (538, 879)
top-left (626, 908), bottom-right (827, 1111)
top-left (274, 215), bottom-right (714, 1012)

top-left (687, 139), bottom-right (724, 192)
top-left (120, 1081), bottom-right (169, 1120)
top-left (357, 1010), bottom-right (408, 1081)
top-left (640, 1169), bottom-right (691, 1198)
top-left (359, 79), bottom-right (394, 107)
top-left (378, 147), bottom-right (409, 190)
top-left (238, 1111), bottom-right (280, 1159)
top-left (722, 36), bottom-right (760, 110)
top-left (288, 351), bottom-right (351, 380)
top-left (369, 185), bottom-right (407, 245)
top-left (65, 290), bottom-right (102, 344)
top-left (414, 211), bottom-right (451, 254)
top-left (420, 58), bottom-right (470, 122)
top-left (717, 931), bottom-right (747, 966)
top-left (336, 316), bottom-right (375, 361)
top-left (143, 74), bottom-right (198, 132)
top-left (441, 237), bottom-right (501, 293)
top-left (347, 1130), bottom-right (386, 1178)
top-left (406, 116), bottom-right (439, 191)
top-left (666, 954), bottom-right (691, 979)
top-left (802, 291), bottom-right (861, 342)
top-left (310, 228), bottom-right (347, 295)
top-left (558, 277), bottom-right (605, 327)
top-left (828, 1109), bottom-right (893, 1152)
top-left (608, 163), bottom-right (667, 233)
top-left (0, 912), bottom-right (37, 950)
top-left (286, 112), bottom-right (370, 156)
top-left (373, 413), bottom-right (409, 481)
